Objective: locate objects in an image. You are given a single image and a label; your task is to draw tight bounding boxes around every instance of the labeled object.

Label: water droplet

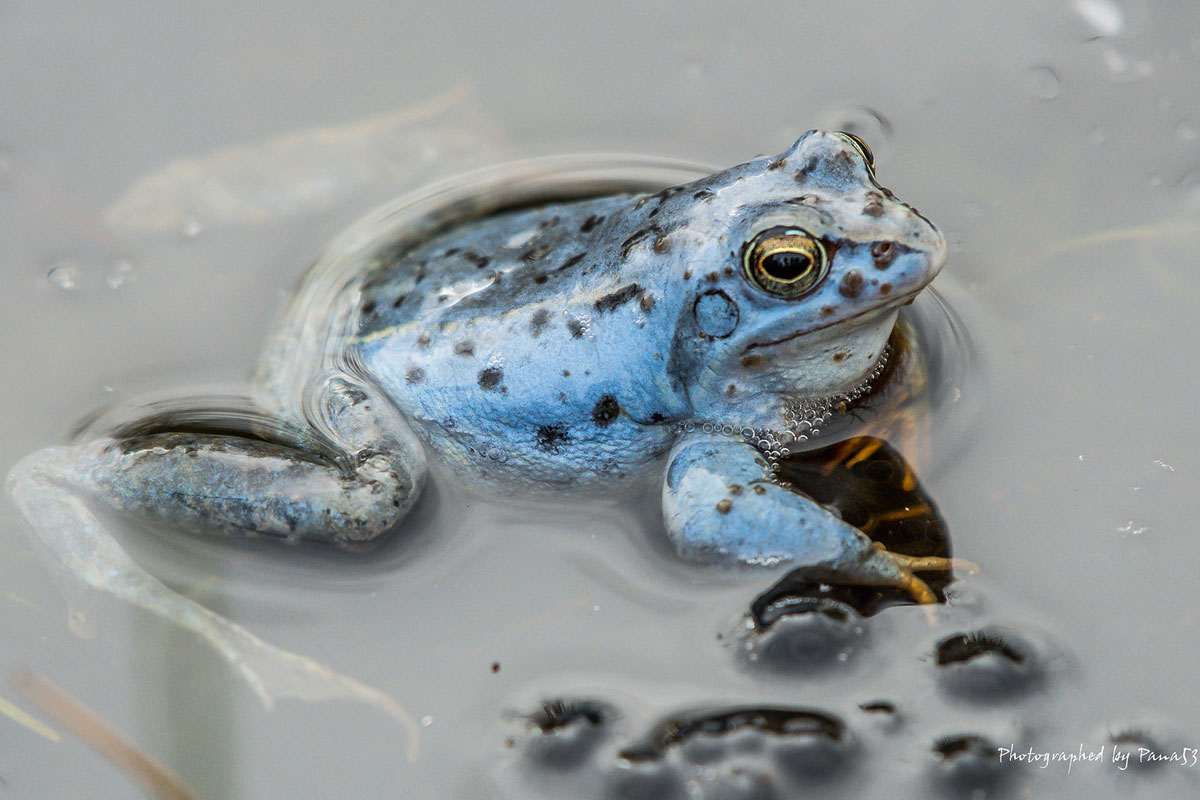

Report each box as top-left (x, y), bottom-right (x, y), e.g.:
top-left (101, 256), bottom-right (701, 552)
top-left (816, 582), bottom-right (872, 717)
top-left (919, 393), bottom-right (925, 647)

top-left (1153, 459), bottom-right (1176, 472)
top-left (420, 715), bottom-right (434, 727)
top-left (105, 259), bottom-right (136, 289)
top-left (1177, 120), bottom-right (1198, 142)
top-left (180, 218), bottom-right (204, 239)
top-left (683, 60), bottom-right (706, 81)
top-left (816, 105), bottom-right (894, 164)
top-left (1101, 47), bottom-right (1154, 81)
top-left (1117, 520), bottom-right (1148, 536)
top-left (46, 260), bottom-right (84, 291)
top-left (1073, 0), bottom-right (1124, 38)
top-left (1026, 66), bottom-right (1061, 100)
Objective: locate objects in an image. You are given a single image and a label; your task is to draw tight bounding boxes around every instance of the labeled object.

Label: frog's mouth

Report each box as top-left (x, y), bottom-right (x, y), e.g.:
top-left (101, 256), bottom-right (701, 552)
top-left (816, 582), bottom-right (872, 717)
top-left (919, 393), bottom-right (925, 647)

top-left (742, 290), bottom-right (922, 355)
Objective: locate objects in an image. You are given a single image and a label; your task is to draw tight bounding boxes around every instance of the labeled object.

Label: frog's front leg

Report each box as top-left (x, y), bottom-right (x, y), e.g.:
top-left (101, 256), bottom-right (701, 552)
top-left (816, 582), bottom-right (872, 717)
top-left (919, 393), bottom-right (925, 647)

top-left (661, 433), bottom-right (958, 604)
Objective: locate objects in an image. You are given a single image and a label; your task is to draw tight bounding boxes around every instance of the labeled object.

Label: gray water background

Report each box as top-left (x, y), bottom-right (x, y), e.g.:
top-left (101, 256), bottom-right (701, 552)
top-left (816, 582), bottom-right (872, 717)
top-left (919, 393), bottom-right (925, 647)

top-left (2, 1), bottom-right (1199, 797)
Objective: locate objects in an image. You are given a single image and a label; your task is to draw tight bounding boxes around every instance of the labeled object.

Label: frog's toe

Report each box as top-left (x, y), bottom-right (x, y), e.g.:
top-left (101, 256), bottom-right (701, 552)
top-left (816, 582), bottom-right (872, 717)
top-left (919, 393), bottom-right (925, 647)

top-left (863, 542), bottom-right (977, 605)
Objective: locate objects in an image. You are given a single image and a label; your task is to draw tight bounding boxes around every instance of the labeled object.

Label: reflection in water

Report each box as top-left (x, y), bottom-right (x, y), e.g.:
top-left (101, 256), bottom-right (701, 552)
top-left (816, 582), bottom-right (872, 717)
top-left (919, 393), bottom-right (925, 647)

top-left (756, 435), bottom-right (956, 620)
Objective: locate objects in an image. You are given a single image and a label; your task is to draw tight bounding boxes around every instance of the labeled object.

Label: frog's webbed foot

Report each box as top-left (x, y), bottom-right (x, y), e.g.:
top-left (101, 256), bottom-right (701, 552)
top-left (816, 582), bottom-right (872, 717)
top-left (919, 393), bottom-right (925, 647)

top-left (662, 433), bottom-right (974, 604)
top-left (5, 379), bottom-right (427, 744)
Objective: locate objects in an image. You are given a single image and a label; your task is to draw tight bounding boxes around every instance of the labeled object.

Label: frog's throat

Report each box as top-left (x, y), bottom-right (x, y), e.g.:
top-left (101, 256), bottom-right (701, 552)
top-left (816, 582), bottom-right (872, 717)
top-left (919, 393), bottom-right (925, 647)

top-left (678, 342), bottom-right (891, 482)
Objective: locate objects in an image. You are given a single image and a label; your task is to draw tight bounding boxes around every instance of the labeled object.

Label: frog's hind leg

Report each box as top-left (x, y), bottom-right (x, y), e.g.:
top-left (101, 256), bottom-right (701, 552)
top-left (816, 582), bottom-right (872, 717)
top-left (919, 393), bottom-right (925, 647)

top-left (662, 433), bottom-right (972, 605)
top-left (6, 378), bottom-right (427, 741)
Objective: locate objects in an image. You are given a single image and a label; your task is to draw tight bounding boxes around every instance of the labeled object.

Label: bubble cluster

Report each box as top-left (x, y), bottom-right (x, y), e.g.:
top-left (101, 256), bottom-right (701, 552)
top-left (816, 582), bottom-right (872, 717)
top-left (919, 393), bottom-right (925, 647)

top-left (678, 344), bottom-right (891, 485)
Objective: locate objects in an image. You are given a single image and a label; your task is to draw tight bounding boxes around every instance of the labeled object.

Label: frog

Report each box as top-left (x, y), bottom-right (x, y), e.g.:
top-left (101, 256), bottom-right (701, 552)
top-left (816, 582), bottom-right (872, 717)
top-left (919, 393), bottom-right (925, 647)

top-left (11, 131), bottom-right (957, 644)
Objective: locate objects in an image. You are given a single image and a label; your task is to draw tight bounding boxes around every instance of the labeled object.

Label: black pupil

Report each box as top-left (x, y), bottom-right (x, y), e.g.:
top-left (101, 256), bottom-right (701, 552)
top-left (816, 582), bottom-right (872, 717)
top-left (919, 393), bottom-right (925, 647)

top-left (762, 251), bottom-right (812, 281)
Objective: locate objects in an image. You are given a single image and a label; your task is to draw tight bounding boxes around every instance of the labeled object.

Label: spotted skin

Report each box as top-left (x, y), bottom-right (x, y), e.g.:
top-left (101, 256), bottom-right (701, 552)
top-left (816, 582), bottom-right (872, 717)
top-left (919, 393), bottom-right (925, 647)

top-left (16, 131), bottom-right (950, 602)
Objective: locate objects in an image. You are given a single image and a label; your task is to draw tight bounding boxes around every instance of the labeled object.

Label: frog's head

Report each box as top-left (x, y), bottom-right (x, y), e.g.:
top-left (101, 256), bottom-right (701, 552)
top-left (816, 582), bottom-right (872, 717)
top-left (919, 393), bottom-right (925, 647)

top-left (678, 130), bottom-right (946, 421)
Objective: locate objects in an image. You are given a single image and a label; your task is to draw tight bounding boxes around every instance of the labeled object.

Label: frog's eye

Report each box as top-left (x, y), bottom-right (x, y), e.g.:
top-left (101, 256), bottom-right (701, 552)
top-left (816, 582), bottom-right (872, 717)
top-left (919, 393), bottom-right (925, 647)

top-left (742, 227), bottom-right (828, 299)
top-left (837, 131), bottom-right (875, 172)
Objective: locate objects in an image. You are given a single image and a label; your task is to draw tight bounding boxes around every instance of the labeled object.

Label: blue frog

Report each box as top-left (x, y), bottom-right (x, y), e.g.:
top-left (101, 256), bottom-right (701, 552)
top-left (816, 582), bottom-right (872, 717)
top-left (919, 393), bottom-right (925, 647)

top-left (14, 131), bottom-right (955, 609)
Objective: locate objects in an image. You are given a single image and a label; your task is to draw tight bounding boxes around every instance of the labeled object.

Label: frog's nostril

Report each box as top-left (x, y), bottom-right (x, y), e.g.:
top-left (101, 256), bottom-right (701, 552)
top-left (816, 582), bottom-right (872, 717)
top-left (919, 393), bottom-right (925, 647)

top-left (870, 241), bottom-right (895, 269)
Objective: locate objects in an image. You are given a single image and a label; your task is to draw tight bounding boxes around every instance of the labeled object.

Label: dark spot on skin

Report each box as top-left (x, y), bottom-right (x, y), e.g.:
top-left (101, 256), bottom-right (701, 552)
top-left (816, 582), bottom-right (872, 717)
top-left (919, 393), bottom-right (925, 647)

top-left (639, 293), bottom-right (655, 312)
top-left (478, 368), bottom-right (503, 391)
top-left (728, 484), bottom-right (743, 495)
top-left (591, 395), bottom-right (620, 427)
top-left (562, 369), bottom-right (570, 377)
top-left (580, 214), bottom-right (603, 232)
top-left (405, 367), bottom-right (425, 385)
top-left (361, 301), bottom-right (376, 315)
top-left (863, 191), bottom-right (885, 217)
top-left (767, 157), bottom-right (786, 171)
top-left (833, 351), bottom-right (848, 362)
top-left (753, 485), bottom-right (767, 495)
top-left (794, 156), bottom-right (818, 183)
top-left (557, 392), bottom-right (568, 403)
top-left (567, 318), bottom-right (586, 338)
top-left (716, 499), bottom-right (732, 514)
top-left (521, 243), bottom-right (553, 263)
top-left (705, 271), bottom-right (719, 283)
top-left (463, 250), bottom-right (490, 269)
top-left (647, 205), bottom-right (661, 219)
top-left (723, 266), bottom-right (734, 277)
top-left (879, 282), bottom-right (893, 296)
top-left (453, 340), bottom-right (474, 357)
top-left (535, 423), bottom-right (570, 453)
top-left (725, 383), bottom-right (737, 397)
top-left (871, 240), bottom-right (896, 268)
top-left (619, 226), bottom-right (660, 259)
top-left (416, 333), bottom-right (431, 347)
top-left (533, 273), bottom-right (548, 284)
top-left (392, 294), bottom-right (406, 308)
top-left (839, 270), bottom-right (865, 299)
top-left (530, 308), bottom-right (551, 337)
top-left (833, 151), bottom-right (855, 171)
top-left (741, 354), bottom-right (765, 368)
top-left (437, 295), bottom-right (448, 303)
top-left (682, 269), bottom-right (692, 280)
top-left (693, 189), bottom-right (715, 201)
top-left (443, 247), bottom-right (460, 257)
top-left (558, 252), bottom-right (586, 271)
top-left (594, 283), bottom-right (642, 313)
top-left (538, 215), bottom-right (560, 230)
top-left (649, 412), bottom-right (665, 423)
top-left (491, 662), bottom-right (500, 673)
top-left (820, 305), bottom-right (835, 317)
top-left (859, 701), bottom-right (896, 714)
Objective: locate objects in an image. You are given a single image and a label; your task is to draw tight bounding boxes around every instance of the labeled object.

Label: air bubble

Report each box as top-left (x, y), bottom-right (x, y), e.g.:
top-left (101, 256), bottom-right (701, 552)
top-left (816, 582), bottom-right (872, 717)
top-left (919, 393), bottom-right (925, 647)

top-left (105, 259), bottom-right (136, 289)
top-left (47, 261), bottom-right (84, 291)
top-left (1073, 0), bottom-right (1124, 38)
top-left (1026, 66), bottom-right (1061, 100)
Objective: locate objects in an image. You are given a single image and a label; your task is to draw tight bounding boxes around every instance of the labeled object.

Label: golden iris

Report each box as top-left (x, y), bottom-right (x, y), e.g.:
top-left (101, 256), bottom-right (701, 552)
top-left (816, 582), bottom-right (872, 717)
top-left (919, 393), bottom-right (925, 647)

top-left (743, 227), bottom-right (828, 298)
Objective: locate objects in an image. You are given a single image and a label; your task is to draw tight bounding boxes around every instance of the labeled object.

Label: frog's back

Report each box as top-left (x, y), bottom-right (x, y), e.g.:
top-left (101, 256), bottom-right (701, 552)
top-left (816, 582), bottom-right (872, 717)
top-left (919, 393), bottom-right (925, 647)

top-left (349, 193), bottom-right (693, 484)
top-left (355, 195), bottom-right (635, 337)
